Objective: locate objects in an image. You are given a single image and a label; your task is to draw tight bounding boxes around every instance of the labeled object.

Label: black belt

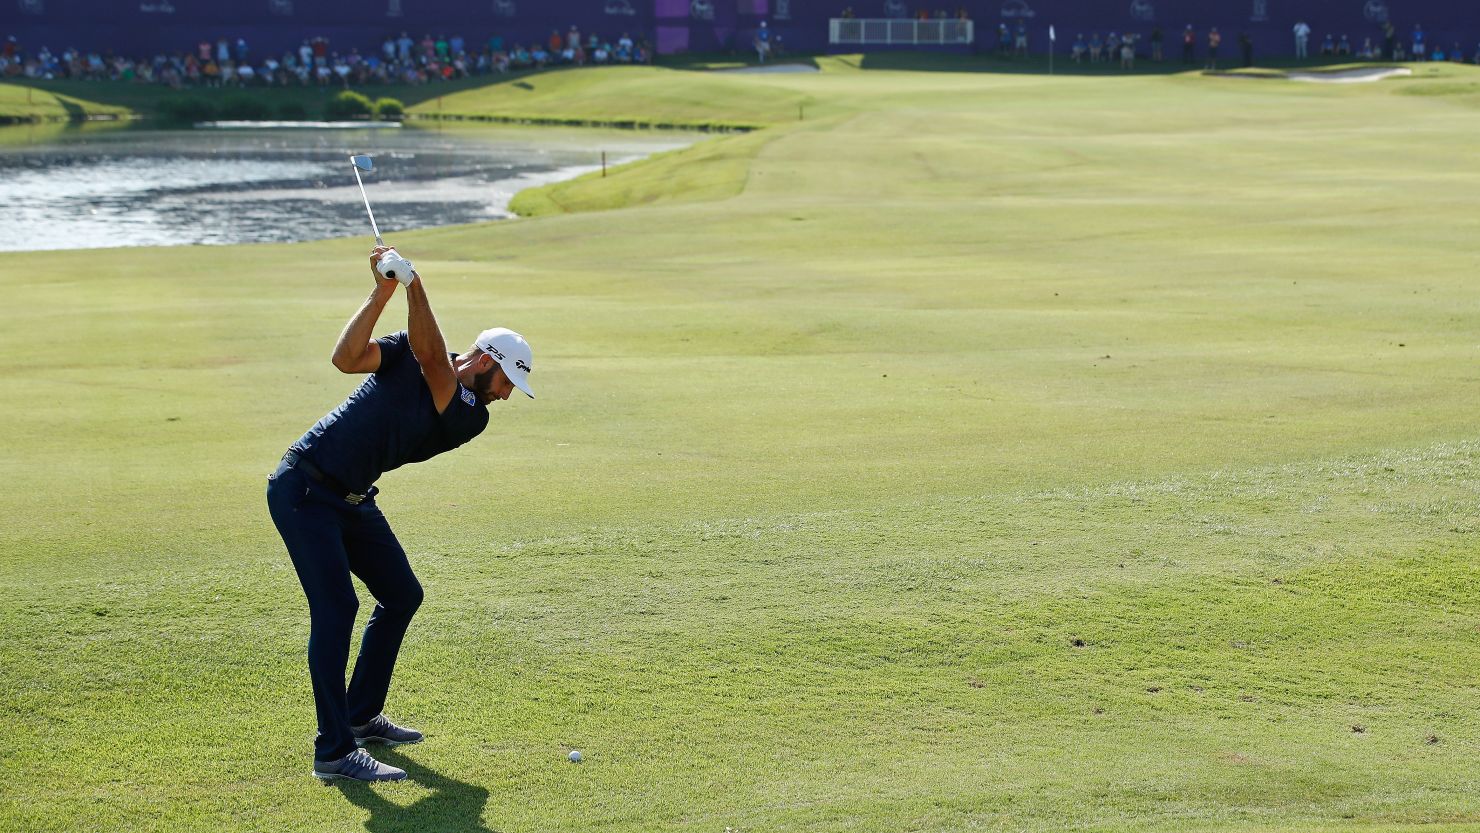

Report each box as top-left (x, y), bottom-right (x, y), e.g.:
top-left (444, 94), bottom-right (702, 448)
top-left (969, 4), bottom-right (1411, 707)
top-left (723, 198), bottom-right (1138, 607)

top-left (283, 450), bottom-right (369, 506)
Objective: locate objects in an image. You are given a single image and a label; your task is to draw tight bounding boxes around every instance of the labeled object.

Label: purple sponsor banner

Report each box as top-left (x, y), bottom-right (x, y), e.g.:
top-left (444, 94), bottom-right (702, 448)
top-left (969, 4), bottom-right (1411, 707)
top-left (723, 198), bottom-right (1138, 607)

top-left (1, 0), bottom-right (1476, 57)
top-left (2, 0), bottom-right (653, 55)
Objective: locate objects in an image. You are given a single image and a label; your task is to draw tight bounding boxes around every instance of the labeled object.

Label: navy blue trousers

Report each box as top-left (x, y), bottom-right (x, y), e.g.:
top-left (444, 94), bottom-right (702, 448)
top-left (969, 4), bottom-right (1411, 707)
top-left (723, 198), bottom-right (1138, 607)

top-left (266, 458), bottom-right (423, 762)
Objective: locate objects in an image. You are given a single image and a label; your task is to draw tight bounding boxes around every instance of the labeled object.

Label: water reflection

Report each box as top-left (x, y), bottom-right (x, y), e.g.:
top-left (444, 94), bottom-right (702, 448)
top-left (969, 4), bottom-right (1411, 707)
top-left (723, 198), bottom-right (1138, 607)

top-left (0, 123), bottom-right (694, 252)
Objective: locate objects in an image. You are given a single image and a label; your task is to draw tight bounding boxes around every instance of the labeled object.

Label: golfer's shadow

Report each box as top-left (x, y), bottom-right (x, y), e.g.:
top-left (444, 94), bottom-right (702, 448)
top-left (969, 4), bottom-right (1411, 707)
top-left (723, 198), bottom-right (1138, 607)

top-left (333, 749), bottom-right (497, 833)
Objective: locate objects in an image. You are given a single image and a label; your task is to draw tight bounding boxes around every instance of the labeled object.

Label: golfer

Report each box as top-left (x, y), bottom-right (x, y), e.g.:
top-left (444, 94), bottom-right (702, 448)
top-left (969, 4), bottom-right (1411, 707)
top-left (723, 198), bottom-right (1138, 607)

top-left (267, 246), bottom-right (534, 782)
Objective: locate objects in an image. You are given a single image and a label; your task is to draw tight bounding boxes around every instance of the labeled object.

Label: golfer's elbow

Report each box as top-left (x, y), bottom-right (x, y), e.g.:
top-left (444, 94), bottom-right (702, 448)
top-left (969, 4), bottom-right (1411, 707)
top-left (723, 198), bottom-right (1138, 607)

top-left (331, 343), bottom-right (373, 374)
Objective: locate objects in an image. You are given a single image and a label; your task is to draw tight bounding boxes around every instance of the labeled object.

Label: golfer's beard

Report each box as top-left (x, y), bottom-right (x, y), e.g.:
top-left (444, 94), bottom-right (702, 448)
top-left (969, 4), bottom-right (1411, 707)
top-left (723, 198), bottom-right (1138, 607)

top-left (473, 367), bottom-right (496, 403)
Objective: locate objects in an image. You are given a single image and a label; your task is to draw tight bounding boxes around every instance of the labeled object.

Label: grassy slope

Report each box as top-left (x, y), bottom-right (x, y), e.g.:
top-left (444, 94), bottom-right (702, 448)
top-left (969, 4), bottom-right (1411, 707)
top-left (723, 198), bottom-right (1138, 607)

top-left (5, 61), bottom-right (1480, 832)
top-left (0, 80), bottom-right (131, 121)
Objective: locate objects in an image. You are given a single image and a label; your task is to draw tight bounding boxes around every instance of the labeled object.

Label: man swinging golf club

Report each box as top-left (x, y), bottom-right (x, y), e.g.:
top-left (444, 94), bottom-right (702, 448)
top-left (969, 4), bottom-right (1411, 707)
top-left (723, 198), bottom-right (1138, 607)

top-left (267, 245), bottom-right (534, 782)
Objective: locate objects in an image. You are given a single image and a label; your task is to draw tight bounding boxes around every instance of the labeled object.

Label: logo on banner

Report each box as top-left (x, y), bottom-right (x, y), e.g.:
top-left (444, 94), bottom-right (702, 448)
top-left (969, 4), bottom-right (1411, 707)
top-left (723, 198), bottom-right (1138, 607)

top-left (1130, 0), bottom-right (1154, 21)
top-left (690, 0), bottom-right (714, 20)
top-left (604, 0), bottom-right (635, 15)
top-left (269, 0), bottom-right (294, 16)
top-left (387, 0), bottom-right (402, 17)
top-left (1250, 0), bottom-right (1268, 21)
top-left (492, 0), bottom-right (516, 18)
top-left (18, 0), bottom-right (45, 14)
top-left (1000, 0), bottom-right (1035, 19)
top-left (883, 0), bottom-right (907, 17)
top-left (774, 0), bottom-right (790, 20)
top-left (139, 1), bottom-right (177, 12)
top-left (1362, 0), bottom-right (1389, 22)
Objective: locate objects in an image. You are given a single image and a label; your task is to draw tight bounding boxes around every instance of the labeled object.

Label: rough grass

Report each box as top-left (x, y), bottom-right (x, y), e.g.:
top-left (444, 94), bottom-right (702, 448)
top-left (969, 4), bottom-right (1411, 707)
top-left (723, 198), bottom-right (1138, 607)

top-left (5, 60), bottom-right (1480, 833)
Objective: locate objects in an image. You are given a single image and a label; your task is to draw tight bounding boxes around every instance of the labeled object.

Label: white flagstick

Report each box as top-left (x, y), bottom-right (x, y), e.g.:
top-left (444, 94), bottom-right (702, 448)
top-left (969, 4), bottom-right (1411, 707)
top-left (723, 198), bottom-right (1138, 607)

top-left (1049, 24), bottom-right (1056, 74)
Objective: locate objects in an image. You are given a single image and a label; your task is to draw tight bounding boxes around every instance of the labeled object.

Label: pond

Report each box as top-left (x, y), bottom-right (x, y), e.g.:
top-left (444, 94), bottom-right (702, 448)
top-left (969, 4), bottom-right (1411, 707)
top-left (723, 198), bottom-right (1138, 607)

top-left (0, 123), bottom-right (698, 252)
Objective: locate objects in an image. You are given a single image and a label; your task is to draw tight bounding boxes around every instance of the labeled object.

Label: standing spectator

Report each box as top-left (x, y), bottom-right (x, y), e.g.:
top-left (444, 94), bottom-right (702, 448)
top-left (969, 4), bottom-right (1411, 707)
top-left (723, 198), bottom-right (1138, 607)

top-left (1382, 21), bottom-right (1396, 60)
top-left (197, 39), bottom-right (211, 63)
top-left (1014, 20), bottom-right (1028, 57)
top-left (234, 37), bottom-right (248, 62)
top-left (996, 22), bottom-right (1010, 56)
top-left (1337, 34), bottom-right (1350, 56)
top-left (1239, 31), bottom-right (1253, 66)
top-left (436, 34), bottom-right (450, 61)
top-left (1089, 32), bottom-right (1103, 63)
top-left (382, 36), bottom-right (395, 62)
top-left (1412, 24), bottom-right (1425, 61)
top-left (1106, 31), bottom-right (1121, 62)
top-left (567, 26), bottom-right (581, 55)
top-left (1181, 25), bottom-right (1195, 64)
top-left (1150, 26), bottom-right (1163, 61)
top-left (397, 32), bottom-right (413, 61)
top-left (754, 21), bottom-right (771, 63)
top-left (1071, 33), bottom-right (1086, 63)
top-left (450, 34), bottom-right (464, 56)
top-left (1120, 35), bottom-right (1135, 69)
top-left (547, 30), bottom-right (562, 54)
top-left (299, 39), bottom-right (313, 68)
top-left (1206, 27), bottom-right (1220, 69)
top-left (1320, 33), bottom-right (1334, 55)
top-left (1360, 37), bottom-right (1374, 59)
top-left (216, 37), bottom-right (230, 63)
top-left (1292, 20), bottom-right (1310, 59)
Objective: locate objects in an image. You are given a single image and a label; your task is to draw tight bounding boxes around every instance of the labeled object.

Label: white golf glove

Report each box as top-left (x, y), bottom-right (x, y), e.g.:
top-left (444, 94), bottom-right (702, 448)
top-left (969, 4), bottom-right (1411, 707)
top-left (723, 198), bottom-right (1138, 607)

top-left (376, 249), bottom-right (415, 286)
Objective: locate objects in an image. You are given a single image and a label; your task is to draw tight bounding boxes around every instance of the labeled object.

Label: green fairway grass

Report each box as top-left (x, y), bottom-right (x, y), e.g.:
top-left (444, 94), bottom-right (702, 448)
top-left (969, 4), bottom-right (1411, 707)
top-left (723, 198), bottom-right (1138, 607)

top-left (4, 60), bottom-right (1480, 833)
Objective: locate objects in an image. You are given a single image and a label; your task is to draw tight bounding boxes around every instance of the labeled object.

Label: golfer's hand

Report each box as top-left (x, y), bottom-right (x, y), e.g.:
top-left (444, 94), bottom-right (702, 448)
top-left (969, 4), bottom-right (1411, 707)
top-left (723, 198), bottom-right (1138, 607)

top-left (369, 246), bottom-right (397, 289)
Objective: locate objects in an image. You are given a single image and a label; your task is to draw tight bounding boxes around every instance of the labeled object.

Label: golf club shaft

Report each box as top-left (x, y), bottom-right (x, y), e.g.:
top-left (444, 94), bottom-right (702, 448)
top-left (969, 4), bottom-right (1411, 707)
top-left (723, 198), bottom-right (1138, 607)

top-left (352, 166), bottom-right (384, 247)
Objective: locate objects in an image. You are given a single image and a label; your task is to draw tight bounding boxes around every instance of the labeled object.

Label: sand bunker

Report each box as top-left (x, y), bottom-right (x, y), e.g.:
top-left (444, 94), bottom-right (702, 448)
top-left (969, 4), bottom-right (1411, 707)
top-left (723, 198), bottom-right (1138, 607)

top-left (1286, 67), bottom-right (1412, 83)
top-left (718, 63), bottom-right (821, 74)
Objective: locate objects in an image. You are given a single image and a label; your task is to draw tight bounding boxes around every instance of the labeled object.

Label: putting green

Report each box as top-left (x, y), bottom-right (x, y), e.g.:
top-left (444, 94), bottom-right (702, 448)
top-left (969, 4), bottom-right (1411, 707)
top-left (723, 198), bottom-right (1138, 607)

top-left (4, 59), bottom-right (1480, 833)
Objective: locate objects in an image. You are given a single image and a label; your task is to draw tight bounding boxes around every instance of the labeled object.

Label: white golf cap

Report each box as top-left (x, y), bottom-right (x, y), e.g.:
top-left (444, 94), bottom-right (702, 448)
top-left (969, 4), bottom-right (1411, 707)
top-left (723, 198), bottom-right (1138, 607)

top-left (474, 327), bottom-right (535, 399)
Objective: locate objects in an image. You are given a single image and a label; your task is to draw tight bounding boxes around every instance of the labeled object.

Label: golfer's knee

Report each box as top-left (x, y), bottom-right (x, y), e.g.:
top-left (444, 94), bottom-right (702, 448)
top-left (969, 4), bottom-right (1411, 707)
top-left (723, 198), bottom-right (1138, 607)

top-left (395, 580), bottom-right (424, 615)
top-left (312, 593), bottom-right (359, 628)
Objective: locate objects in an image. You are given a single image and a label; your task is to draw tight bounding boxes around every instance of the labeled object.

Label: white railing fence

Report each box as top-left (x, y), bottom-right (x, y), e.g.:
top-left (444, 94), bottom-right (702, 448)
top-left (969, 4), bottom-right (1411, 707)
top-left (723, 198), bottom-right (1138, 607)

top-left (829, 18), bottom-right (975, 46)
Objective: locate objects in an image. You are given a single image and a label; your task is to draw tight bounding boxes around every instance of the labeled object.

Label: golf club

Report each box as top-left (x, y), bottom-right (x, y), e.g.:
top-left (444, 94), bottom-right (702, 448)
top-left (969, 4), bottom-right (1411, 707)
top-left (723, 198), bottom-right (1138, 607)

top-left (350, 154), bottom-right (413, 283)
top-left (349, 154), bottom-right (383, 247)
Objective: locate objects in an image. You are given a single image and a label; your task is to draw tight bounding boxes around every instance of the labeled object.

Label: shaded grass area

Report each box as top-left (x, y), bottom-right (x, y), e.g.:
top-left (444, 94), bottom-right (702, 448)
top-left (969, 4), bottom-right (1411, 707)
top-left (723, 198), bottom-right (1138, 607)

top-left (6, 60), bottom-right (1480, 832)
top-left (0, 74), bottom-right (501, 123)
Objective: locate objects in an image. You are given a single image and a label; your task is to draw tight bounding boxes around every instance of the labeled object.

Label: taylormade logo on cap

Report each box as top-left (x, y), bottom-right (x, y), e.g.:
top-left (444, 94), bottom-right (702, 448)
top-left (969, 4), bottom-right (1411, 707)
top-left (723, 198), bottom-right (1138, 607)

top-left (474, 327), bottom-right (535, 399)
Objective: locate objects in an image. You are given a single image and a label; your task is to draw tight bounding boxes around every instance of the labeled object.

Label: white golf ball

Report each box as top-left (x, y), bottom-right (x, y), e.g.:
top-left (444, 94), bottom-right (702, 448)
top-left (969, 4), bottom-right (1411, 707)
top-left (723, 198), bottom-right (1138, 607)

top-left (568, 750), bottom-right (583, 763)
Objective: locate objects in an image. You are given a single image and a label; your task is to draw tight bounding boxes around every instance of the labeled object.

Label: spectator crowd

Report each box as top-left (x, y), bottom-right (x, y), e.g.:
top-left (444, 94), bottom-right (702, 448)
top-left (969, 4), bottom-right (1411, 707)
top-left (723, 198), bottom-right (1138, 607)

top-left (1051, 19), bottom-right (1479, 69)
top-left (0, 28), bottom-right (652, 87)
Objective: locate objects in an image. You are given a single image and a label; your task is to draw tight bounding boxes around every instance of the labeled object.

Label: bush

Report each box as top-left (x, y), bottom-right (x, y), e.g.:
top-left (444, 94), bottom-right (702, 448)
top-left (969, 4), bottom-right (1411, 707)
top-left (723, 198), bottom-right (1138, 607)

top-left (374, 97), bottom-right (405, 120)
top-left (156, 97), bottom-right (218, 124)
top-left (217, 96), bottom-right (272, 121)
top-left (325, 90), bottom-right (374, 120)
top-left (276, 101), bottom-right (308, 120)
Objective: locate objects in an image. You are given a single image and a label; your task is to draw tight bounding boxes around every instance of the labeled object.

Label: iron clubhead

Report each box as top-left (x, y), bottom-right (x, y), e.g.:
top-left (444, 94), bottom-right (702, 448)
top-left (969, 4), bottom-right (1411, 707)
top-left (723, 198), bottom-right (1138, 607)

top-left (350, 154), bottom-right (374, 172)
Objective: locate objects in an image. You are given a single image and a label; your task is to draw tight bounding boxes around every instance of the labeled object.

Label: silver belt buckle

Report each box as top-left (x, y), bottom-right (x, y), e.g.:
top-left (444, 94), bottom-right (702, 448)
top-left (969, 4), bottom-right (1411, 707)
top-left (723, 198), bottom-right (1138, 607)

top-left (345, 492), bottom-right (365, 506)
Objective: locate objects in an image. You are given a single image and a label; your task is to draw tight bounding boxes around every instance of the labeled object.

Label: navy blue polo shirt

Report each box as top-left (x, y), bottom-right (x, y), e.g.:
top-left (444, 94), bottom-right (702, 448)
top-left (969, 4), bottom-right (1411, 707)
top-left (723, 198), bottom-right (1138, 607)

top-left (291, 331), bottom-right (489, 493)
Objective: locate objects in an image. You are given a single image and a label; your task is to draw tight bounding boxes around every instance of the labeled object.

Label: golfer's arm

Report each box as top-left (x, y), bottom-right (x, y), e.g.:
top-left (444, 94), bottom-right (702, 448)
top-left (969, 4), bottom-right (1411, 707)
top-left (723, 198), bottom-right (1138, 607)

top-left (405, 275), bottom-right (457, 413)
top-left (331, 283), bottom-right (395, 374)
